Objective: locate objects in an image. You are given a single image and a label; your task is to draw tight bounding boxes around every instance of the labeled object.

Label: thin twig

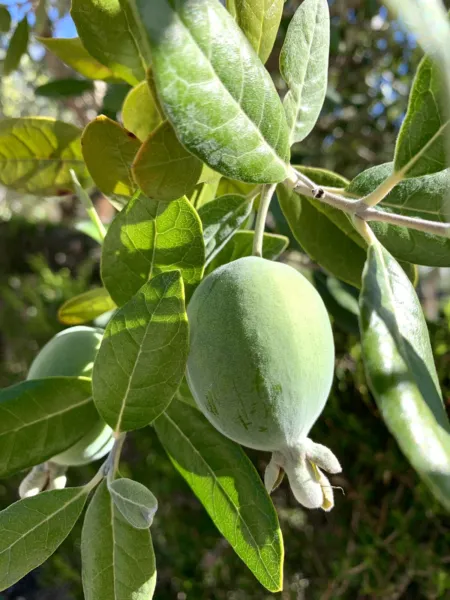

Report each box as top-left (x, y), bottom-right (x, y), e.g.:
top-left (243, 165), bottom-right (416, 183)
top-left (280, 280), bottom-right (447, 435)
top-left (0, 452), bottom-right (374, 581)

top-left (106, 433), bottom-right (126, 484)
top-left (289, 174), bottom-right (450, 239)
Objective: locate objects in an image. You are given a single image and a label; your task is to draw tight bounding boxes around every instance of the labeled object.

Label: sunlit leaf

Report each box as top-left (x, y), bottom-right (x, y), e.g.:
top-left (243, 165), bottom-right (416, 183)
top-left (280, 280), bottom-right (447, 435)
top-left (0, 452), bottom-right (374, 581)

top-left (122, 81), bottom-right (164, 142)
top-left (58, 289), bottom-right (117, 326)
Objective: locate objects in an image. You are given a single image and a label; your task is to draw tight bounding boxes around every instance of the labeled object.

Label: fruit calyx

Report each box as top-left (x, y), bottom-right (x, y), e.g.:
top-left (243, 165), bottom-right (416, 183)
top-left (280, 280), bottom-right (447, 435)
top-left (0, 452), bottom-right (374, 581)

top-left (264, 438), bottom-right (341, 511)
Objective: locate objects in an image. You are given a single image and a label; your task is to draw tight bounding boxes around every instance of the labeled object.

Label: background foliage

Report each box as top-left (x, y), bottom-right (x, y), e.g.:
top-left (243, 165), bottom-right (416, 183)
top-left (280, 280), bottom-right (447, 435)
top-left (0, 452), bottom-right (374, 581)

top-left (1, 0), bottom-right (450, 598)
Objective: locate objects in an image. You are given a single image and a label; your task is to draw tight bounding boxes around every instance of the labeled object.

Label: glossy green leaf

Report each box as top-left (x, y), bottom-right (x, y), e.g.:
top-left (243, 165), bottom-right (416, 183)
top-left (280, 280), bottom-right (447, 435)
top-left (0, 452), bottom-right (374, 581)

top-left (109, 478), bottom-right (158, 529)
top-left (58, 288), bottom-right (116, 326)
top-left (154, 401), bottom-right (283, 593)
top-left (132, 121), bottom-right (203, 201)
top-left (0, 487), bottom-right (89, 591)
top-left (4, 17), bottom-right (29, 76)
top-left (394, 56), bottom-right (450, 178)
top-left (348, 162), bottom-right (450, 266)
top-left (93, 271), bottom-right (188, 432)
top-left (38, 37), bottom-right (119, 81)
top-left (280, 0), bottom-right (330, 144)
top-left (128, 0), bottom-right (290, 183)
top-left (0, 117), bottom-right (89, 195)
top-left (206, 231), bottom-right (288, 274)
top-left (278, 168), bottom-right (367, 288)
top-left (82, 115), bottom-right (140, 200)
top-left (82, 480), bottom-right (156, 600)
top-left (0, 6), bottom-right (11, 33)
top-left (122, 81), bottom-right (164, 142)
top-left (226, 0), bottom-right (283, 64)
top-left (0, 377), bottom-right (97, 478)
top-left (198, 194), bottom-right (254, 264)
top-left (102, 194), bottom-right (205, 307)
top-left (71, 0), bottom-right (145, 85)
top-left (35, 78), bottom-right (94, 98)
top-left (360, 239), bottom-right (450, 511)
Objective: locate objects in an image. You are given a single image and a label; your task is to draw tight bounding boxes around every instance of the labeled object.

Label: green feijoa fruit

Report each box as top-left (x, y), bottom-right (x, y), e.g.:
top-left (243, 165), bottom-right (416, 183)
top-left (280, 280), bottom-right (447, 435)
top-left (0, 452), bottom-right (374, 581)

top-left (27, 326), bottom-right (114, 466)
top-left (186, 257), bottom-right (341, 510)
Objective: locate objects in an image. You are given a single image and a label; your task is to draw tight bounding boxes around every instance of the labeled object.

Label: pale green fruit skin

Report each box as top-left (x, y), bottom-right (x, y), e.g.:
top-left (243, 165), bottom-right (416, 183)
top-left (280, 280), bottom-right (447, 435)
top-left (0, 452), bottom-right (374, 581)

top-left (27, 326), bottom-right (114, 466)
top-left (186, 257), bottom-right (335, 452)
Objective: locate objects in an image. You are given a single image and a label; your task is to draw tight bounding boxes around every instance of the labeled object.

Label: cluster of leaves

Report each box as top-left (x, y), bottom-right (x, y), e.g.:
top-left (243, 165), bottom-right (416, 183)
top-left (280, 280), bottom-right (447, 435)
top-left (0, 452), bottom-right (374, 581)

top-left (1, 0), bottom-right (450, 597)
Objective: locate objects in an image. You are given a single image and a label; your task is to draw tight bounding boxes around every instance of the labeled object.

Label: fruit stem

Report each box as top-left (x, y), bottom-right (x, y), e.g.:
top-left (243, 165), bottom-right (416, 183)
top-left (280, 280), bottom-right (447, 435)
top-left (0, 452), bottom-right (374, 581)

top-left (252, 183), bottom-right (277, 257)
top-left (70, 169), bottom-right (107, 242)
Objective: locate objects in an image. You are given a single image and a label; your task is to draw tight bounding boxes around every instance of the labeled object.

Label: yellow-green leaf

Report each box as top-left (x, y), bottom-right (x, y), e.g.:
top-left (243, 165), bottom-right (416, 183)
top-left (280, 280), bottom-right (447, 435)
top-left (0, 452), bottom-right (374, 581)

top-left (0, 117), bottom-right (89, 196)
top-left (122, 81), bottom-right (164, 142)
top-left (58, 288), bottom-right (116, 326)
top-left (132, 121), bottom-right (203, 202)
top-left (82, 116), bottom-right (140, 200)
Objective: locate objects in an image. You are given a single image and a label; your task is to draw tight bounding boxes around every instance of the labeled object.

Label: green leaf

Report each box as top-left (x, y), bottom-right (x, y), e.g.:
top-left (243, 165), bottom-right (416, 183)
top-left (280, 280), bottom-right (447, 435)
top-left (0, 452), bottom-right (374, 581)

top-left (313, 271), bottom-right (359, 335)
top-left (108, 478), bottom-right (158, 529)
top-left (198, 194), bottom-right (254, 265)
top-left (0, 377), bottom-right (97, 478)
top-left (360, 239), bottom-right (450, 511)
top-left (394, 56), bottom-right (450, 178)
top-left (37, 37), bottom-right (119, 82)
top-left (82, 480), bottom-right (156, 600)
top-left (0, 6), bottom-right (11, 33)
top-left (278, 168), bottom-right (367, 288)
top-left (154, 401), bottom-right (283, 593)
top-left (75, 219), bottom-right (105, 244)
top-left (132, 121), bottom-right (203, 202)
top-left (0, 117), bottom-right (89, 196)
top-left (226, 0), bottom-right (283, 64)
top-left (0, 486), bottom-right (89, 591)
top-left (35, 78), bottom-right (94, 98)
top-left (206, 231), bottom-right (288, 274)
top-left (216, 177), bottom-right (255, 198)
top-left (82, 115), bottom-right (140, 201)
top-left (101, 194), bottom-right (205, 307)
top-left (128, 0), bottom-right (290, 184)
top-left (348, 162), bottom-right (450, 266)
top-left (71, 0), bottom-right (146, 85)
top-left (122, 80), bottom-right (164, 142)
top-left (58, 288), bottom-right (116, 326)
top-left (189, 179), bottom-right (221, 210)
top-left (280, 0), bottom-right (330, 145)
top-left (4, 17), bottom-right (29, 76)
top-left (93, 271), bottom-right (188, 432)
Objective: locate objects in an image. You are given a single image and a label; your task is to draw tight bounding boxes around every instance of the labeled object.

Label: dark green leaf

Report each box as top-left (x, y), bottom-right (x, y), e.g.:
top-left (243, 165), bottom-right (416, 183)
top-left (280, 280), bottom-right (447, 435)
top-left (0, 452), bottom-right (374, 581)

top-left (360, 240), bottom-right (450, 511)
top-left (348, 162), bottom-right (450, 266)
top-left (394, 56), bottom-right (449, 178)
top-left (154, 401), bottom-right (283, 593)
top-left (4, 17), bottom-right (29, 76)
top-left (278, 168), bottom-right (367, 288)
top-left (122, 81), bottom-right (164, 142)
top-left (82, 480), bottom-right (156, 600)
top-left (35, 78), bottom-right (94, 98)
top-left (58, 288), bottom-right (116, 326)
top-left (206, 231), bottom-right (288, 274)
top-left (198, 194), bottom-right (254, 265)
top-left (132, 121), bottom-right (203, 201)
top-left (0, 117), bottom-right (89, 195)
top-left (313, 271), bottom-right (359, 335)
top-left (0, 377), bottom-right (97, 478)
top-left (71, 0), bottom-right (145, 85)
top-left (0, 6), bottom-right (11, 33)
top-left (38, 37), bottom-right (120, 81)
top-left (280, 0), bottom-right (330, 144)
top-left (93, 271), bottom-right (188, 432)
top-left (0, 487), bottom-right (89, 591)
top-left (81, 115), bottom-right (140, 201)
top-left (109, 478), bottom-right (158, 529)
top-left (102, 194), bottom-right (205, 307)
top-left (128, 0), bottom-right (290, 183)
top-left (226, 0), bottom-right (283, 64)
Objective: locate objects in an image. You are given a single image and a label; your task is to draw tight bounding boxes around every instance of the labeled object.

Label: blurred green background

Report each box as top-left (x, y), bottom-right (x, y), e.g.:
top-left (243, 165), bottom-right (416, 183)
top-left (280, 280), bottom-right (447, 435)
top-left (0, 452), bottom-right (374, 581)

top-left (2, 1), bottom-right (450, 599)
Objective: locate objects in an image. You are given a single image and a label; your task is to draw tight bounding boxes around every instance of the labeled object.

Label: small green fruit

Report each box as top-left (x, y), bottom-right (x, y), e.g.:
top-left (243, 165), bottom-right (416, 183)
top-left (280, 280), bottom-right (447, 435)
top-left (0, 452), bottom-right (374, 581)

top-left (187, 257), bottom-right (341, 510)
top-left (27, 326), bottom-right (114, 466)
